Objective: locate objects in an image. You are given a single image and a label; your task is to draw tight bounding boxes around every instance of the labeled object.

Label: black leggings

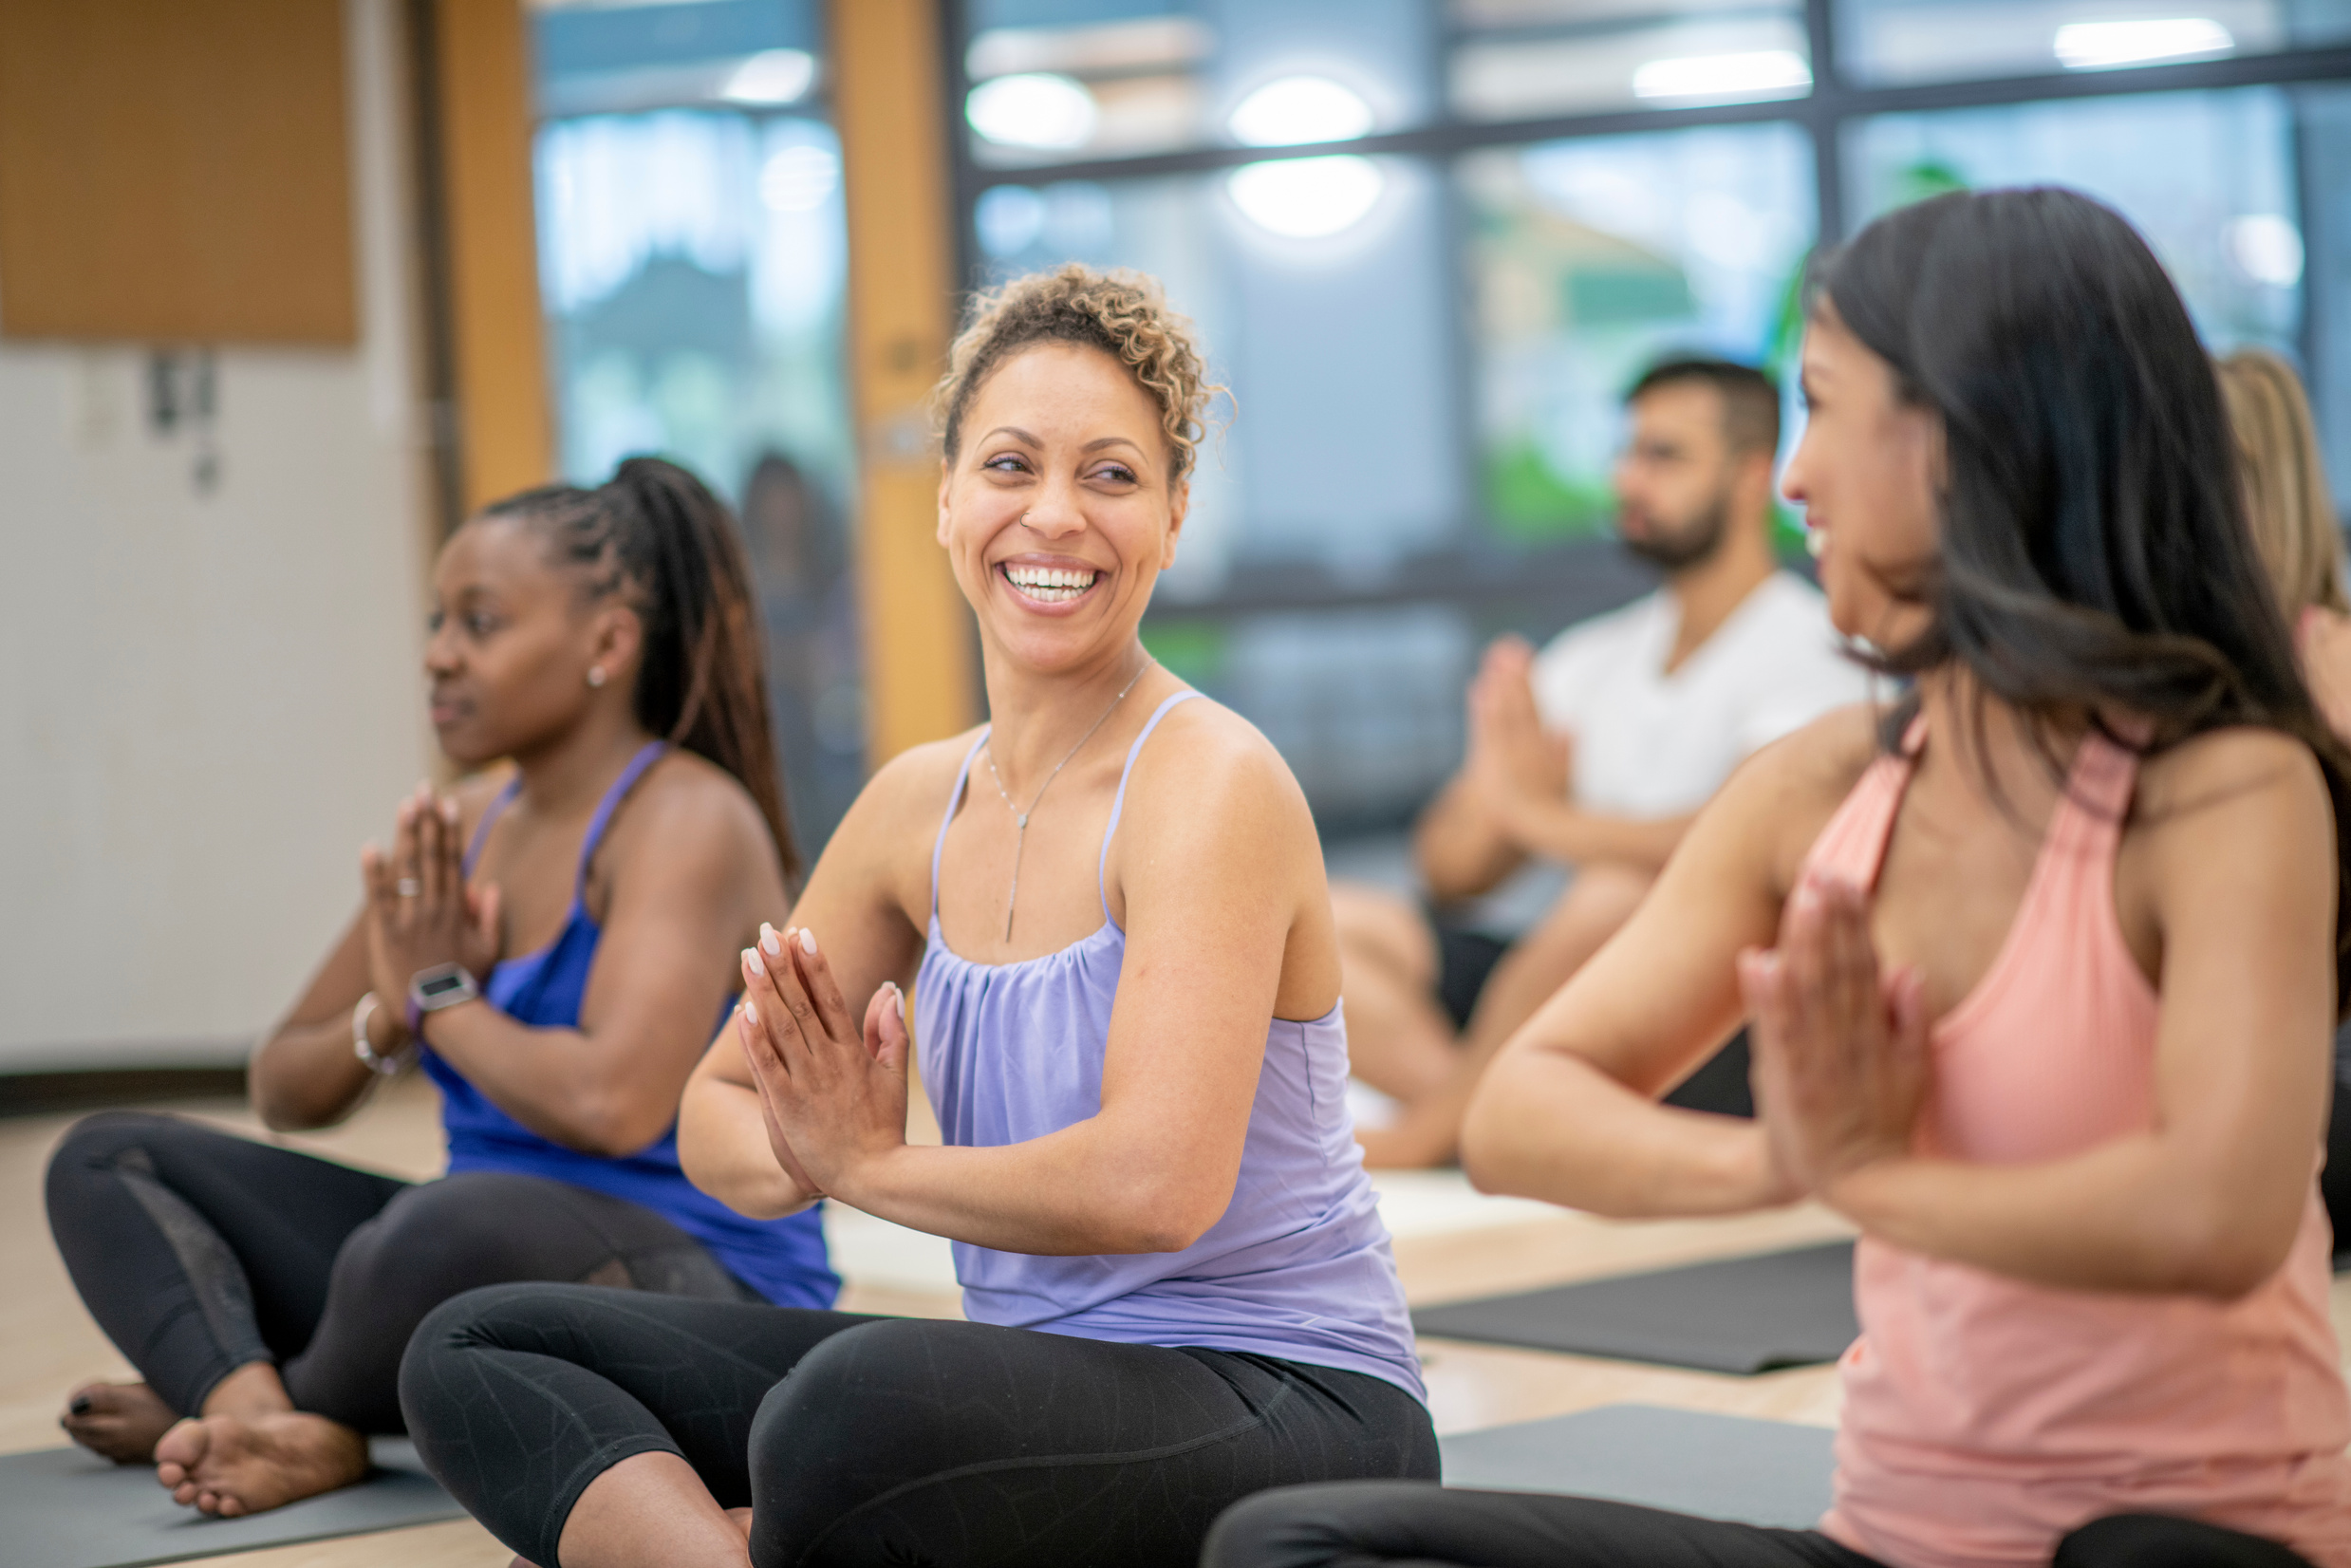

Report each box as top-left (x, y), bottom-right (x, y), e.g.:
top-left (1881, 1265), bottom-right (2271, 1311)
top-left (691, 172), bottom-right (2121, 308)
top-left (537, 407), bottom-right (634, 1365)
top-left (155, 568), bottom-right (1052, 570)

top-left (399, 1282), bottom-right (1439, 1568)
top-left (1203, 1483), bottom-right (2320, 1568)
top-left (44, 1111), bottom-right (753, 1432)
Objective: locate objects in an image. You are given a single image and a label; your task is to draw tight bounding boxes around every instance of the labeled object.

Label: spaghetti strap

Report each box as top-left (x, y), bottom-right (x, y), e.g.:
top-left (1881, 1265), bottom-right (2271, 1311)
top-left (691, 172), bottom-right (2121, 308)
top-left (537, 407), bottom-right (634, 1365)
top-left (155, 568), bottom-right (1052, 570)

top-left (932, 730), bottom-right (993, 922)
top-left (461, 778), bottom-right (522, 878)
top-left (1099, 691), bottom-right (1203, 923)
top-left (573, 741), bottom-right (669, 898)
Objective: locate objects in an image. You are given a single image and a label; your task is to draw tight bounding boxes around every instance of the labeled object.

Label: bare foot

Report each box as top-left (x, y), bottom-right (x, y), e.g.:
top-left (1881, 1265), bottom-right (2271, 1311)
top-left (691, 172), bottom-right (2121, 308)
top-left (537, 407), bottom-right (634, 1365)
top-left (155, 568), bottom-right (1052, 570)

top-left (61, 1380), bottom-right (179, 1464)
top-left (153, 1411), bottom-right (368, 1517)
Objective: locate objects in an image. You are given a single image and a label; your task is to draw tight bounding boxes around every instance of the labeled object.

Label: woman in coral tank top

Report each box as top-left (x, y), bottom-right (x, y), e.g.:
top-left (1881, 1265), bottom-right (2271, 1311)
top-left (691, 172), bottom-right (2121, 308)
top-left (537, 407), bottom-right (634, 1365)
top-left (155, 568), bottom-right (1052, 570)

top-left (1207, 187), bottom-right (2351, 1568)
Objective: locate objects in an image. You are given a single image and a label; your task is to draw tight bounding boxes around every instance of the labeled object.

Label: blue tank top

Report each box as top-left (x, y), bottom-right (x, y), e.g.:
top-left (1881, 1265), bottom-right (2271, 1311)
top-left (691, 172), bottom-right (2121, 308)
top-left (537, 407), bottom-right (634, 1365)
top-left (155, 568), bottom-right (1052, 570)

top-left (913, 692), bottom-right (1425, 1398)
top-left (423, 741), bottom-right (838, 1308)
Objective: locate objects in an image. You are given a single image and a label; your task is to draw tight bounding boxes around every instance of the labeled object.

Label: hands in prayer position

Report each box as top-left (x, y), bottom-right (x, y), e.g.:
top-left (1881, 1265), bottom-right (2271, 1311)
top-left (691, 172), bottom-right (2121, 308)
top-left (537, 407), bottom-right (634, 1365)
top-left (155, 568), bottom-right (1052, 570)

top-left (736, 924), bottom-right (910, 1204)
top-left (359, 782), bottom-right (502, 1023)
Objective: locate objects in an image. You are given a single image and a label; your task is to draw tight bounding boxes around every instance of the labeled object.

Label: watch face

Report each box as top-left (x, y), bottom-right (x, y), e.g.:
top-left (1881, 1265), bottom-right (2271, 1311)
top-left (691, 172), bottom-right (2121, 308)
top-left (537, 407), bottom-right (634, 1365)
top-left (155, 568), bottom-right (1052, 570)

top-left (420, 972), bottom-right (470, 1001)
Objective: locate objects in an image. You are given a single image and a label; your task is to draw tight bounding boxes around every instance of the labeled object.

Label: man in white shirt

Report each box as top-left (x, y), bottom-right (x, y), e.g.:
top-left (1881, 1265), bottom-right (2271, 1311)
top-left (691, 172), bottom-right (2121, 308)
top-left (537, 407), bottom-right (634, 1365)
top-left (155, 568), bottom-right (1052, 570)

top-left (1342, 357), bottom-right (1871, 1167)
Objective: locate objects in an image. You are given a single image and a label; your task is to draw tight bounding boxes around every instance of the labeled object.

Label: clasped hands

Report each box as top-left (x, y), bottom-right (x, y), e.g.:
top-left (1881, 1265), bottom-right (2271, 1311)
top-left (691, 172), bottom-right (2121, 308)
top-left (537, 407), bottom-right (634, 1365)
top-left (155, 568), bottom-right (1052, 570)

top-left (1739, 871), bottom-right (1931, 1211)
top-left (1464, 637), bottom-right (1574, 846)
top-left (359, 783), bottom-right (502, 1044)
top-left (737, 924), bottom-right (910, 1202)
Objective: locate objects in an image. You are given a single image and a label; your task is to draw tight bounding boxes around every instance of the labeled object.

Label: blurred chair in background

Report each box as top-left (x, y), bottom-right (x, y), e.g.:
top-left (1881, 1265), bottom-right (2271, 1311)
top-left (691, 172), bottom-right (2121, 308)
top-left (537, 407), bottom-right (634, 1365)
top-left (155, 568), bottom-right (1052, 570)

top-left (1334, 359), bottom-right (1871, 1167)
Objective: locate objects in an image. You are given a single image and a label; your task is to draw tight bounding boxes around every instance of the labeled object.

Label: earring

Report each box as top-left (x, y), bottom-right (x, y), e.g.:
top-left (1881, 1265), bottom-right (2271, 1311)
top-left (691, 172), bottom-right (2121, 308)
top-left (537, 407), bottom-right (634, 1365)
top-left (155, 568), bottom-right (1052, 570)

top-left (587, 666), bottom-right (606, 688)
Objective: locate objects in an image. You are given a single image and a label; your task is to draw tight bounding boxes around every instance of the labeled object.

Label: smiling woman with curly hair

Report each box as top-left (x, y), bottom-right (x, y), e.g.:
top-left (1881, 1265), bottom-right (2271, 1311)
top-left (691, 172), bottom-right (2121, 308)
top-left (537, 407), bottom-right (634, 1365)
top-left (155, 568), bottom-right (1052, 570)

top-left (398, 265), bottom-right (1433, 1568)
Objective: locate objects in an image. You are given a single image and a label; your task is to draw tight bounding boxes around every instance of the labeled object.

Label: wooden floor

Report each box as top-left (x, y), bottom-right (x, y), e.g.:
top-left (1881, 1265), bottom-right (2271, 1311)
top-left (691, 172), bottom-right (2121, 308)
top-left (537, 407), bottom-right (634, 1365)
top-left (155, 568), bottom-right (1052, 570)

top-left (6, 1075), bottom-right (2336, 1565)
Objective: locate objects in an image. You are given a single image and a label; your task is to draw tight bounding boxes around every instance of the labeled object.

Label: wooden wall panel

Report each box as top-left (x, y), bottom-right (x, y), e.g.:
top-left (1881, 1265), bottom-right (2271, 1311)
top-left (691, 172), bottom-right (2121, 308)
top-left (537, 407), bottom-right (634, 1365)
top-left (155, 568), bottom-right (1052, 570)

top-left (429, 0), bottom-right (552, 514)
top-left (0, 0), bottom-right (357, 344)
top-left (830, 0), bottom-right (980, 765)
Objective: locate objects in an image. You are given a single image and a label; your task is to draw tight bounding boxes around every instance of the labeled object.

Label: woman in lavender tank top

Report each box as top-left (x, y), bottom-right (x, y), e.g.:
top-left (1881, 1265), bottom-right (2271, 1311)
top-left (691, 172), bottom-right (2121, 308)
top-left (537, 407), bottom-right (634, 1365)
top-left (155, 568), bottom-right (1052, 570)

top-left (400, 266), bottom-right (1434, 1568)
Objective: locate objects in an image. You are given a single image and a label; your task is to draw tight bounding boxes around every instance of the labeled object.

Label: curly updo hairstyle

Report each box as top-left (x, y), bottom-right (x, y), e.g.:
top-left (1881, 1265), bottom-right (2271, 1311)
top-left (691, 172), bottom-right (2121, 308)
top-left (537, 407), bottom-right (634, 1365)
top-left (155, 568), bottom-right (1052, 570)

top-left (934, 264), bottom-right (1222, 480)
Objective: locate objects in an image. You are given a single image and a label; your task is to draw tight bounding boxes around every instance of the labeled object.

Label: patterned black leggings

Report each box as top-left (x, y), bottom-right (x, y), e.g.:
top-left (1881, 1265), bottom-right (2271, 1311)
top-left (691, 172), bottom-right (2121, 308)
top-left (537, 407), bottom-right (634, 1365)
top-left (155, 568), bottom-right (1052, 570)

top-left (399, 1282), bottom-right (1438, 1568)
top-left (1203, 1483), bottom-right (2320, 1568)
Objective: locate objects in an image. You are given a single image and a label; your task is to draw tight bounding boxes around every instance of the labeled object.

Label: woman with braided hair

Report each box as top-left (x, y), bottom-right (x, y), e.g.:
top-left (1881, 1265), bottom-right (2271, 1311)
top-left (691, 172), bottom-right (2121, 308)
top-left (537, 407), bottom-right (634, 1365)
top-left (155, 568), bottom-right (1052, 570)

top-left (399, 264), bottom-right (1432, 1568)
top-left (45, 456), bottom-right (837, 1519)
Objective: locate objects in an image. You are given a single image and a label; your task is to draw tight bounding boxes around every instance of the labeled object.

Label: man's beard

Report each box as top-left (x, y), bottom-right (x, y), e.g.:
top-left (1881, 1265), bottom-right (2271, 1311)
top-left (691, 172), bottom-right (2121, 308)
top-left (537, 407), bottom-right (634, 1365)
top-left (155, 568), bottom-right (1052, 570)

top-left (1619, 493), bottom-right (1730, 574)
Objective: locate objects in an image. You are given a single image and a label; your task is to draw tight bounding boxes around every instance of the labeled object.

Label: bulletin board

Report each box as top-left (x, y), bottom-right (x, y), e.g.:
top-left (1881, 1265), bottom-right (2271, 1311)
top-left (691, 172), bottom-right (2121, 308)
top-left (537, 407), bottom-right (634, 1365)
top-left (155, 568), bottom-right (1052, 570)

top-left (0, 0), bottom-right (357, 344)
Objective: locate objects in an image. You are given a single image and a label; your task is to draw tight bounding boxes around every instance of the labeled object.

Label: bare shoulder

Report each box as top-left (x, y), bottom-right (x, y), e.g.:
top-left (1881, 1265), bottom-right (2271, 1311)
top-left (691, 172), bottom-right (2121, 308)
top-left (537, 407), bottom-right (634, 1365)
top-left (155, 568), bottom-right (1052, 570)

top-left (1122, 692), bottom-right (1311, 831)
top-left (1707, 701), bottom-right (1887, 890)
top-left (611, 749), bottom-right (781, 877)
top-left (836, 730), bottom-right (984, 848)
top-left (2133, 724), bottom-right (2330, 835)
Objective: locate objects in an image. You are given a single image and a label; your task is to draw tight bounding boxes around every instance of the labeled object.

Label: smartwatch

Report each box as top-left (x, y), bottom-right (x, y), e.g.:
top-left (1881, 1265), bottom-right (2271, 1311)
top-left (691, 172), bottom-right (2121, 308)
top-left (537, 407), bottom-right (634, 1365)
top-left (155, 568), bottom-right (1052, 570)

top-left (405, 962), bottom-right (481, 1036)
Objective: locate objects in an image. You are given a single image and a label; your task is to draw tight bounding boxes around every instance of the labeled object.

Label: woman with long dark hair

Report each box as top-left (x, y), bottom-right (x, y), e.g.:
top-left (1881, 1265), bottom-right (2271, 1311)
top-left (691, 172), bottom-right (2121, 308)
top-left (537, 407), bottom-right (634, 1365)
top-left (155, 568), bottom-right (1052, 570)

top-left (45, 457), bottom-right (836, 1519)
top-left (1208, 188), bottom-right (2351, 1568)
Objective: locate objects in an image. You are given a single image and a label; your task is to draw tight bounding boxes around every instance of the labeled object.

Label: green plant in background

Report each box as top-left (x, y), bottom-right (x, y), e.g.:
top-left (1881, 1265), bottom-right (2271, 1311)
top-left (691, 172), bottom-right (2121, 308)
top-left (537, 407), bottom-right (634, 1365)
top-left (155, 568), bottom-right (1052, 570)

top-left (1483, 437), bottom-right (1619, 541)
top-left (1138, 619), bottom-right (1231, 687)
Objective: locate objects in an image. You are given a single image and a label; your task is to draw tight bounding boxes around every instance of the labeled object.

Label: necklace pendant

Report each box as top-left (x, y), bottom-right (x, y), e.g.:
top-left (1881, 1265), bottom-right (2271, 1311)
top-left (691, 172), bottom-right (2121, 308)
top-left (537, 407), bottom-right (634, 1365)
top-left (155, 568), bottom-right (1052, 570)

top-left (1016, 813), bottom-right (1029, 830)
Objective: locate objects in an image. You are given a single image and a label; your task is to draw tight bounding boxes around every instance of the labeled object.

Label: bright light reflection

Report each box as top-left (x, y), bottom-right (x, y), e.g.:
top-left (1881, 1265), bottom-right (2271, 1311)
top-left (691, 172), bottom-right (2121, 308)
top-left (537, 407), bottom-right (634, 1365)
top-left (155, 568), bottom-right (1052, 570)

top-left (760, 143), bottom-right (839, 213)
top-left (2053, 18), bottom-right (2233, 69)
top-left (1228, 75), bottom-right (1376, 147)
top-left (2226, 214), bottom-right (2304, 288)
top-left (1632, 49), bottom-right (1812, 104)
top-left (966, 73), bottom-right (1098, 149)
top-left (721, 49), bottom-right (815, 105)
top-left (1227, 155), bottom-right (1384, 238)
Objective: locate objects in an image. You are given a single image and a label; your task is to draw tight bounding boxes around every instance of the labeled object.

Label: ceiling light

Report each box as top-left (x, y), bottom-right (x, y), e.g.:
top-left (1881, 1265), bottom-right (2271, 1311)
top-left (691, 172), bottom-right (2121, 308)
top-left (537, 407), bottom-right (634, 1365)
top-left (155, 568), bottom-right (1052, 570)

top-left (721, 49), bottom-right (815, 105)
top-left (966, 73), bottom-right (1099, 150)
top-left (1227, 76), bottom-right (1375, 147)
top-left (1227, 155), bottom-right (1384, 238)
top-left (2226, 214), bottom-right (2304, 288)
top-left (2053, 18), bottom-right (2232, 69)
top-left (760, 144), bottom-right (839, 213)
top-left (1632, 49), bottom-right (1811, 104)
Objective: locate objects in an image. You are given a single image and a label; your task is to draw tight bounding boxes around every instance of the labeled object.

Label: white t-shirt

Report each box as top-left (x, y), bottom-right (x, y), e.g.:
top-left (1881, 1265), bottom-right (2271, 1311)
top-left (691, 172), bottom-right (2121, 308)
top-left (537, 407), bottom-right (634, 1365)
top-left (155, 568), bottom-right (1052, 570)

top-left (1529, 573), bottom-right (1873, 819)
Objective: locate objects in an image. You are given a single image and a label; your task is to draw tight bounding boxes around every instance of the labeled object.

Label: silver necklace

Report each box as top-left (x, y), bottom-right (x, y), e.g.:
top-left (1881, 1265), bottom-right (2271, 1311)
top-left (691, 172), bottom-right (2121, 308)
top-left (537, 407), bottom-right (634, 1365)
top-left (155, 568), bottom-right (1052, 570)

top-left (981, 658), bottom-right (1154, 942)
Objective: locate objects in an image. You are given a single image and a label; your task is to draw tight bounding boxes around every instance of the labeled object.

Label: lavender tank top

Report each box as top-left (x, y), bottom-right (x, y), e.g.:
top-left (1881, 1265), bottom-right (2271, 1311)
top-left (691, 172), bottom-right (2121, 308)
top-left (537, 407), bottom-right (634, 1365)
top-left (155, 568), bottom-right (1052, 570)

top-left (913, 691), bottom-right (1424, 1399)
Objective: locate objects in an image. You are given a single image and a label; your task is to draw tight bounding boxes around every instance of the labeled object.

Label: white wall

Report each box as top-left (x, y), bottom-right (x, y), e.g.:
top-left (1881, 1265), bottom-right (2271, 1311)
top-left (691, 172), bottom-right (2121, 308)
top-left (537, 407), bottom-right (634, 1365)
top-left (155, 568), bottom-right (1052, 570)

top-left (0, 0), bottom-right (435, 1070)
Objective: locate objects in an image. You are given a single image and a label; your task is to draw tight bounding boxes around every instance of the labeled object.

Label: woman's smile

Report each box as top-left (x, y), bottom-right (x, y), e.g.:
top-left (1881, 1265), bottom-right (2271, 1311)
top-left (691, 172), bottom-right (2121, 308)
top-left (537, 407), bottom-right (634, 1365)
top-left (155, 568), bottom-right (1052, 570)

top-left (997, 555), bottom-right (1108, 613)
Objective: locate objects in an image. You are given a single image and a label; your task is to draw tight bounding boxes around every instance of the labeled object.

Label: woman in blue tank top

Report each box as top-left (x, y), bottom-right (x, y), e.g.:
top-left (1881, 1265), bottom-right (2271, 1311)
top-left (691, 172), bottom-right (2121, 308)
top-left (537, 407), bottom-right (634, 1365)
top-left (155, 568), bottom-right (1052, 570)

top-left (44, 457), bottom-right (835, 1520)
top-left (401, 266), bottom-right (1433, 1568)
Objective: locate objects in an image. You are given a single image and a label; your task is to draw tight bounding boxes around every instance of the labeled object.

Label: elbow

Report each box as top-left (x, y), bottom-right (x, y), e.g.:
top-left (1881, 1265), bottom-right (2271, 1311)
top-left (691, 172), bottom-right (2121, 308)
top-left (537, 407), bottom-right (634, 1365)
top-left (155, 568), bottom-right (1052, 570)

top-left (563, 1089), bottom-right (677, 1160)
top-left (1104, 1183), bottom-right (1227, 1255)
top-left (2155, 1200), bottom-right (2297, 1301)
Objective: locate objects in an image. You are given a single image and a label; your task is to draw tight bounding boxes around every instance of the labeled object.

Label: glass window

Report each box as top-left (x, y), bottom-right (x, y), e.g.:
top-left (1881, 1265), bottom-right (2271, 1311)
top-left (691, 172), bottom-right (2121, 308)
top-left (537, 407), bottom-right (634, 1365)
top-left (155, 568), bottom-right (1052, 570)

top-left (1449, 0), bottom-right (1812, 121)
top-left (1462, 123), bottom-right (1818, 545)
top-left (962, 0), bottom-right (1439, 170)
top-left (1846, 88), bottom-right (2302, 356)
top-left (1834, 0), bottom-right (2351, 89)
top-left (531, 1), bottom-right (865, 854)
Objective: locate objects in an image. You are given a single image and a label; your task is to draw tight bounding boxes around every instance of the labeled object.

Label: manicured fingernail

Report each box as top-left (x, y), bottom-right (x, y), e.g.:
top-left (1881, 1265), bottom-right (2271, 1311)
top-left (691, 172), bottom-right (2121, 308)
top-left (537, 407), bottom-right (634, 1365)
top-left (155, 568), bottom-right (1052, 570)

top-left (761, 924), bottom-right (782, 956)
top-left (889, 982), bottom-right (906, 1022)
top-left (69, 1395), bottom-right (90, 1415)
top-left (744, 947), bottom-right (764, 977)
top-left (799, 928), bottom-right (817, 955)
top-left (744, 999), bottom-right (758, 1024)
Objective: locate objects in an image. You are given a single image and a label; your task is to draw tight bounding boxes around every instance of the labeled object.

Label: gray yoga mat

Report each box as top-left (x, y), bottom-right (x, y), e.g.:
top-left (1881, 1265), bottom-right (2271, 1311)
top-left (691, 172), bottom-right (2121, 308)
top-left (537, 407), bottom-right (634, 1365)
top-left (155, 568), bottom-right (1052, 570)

top-left (1440, 1403), bottom-right (1838, 1528)
top-left (1413, 1240), bottom-right (1859, 1373)
top-left (0, 1437), bottom-right (464, 1568)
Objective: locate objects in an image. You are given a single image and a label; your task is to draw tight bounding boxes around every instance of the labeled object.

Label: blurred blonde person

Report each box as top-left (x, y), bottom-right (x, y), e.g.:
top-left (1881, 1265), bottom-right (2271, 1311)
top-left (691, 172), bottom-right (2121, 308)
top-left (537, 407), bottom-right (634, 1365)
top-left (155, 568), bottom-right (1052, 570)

top-left (2219, 348), bottom-right (2351, 735)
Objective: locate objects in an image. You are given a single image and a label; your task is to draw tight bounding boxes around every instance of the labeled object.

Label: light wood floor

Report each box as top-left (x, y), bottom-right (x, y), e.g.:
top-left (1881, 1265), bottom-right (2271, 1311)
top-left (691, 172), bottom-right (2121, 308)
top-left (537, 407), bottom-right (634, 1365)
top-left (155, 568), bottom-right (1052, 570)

top-left (7, 1076), bottom-right (2338, 1564)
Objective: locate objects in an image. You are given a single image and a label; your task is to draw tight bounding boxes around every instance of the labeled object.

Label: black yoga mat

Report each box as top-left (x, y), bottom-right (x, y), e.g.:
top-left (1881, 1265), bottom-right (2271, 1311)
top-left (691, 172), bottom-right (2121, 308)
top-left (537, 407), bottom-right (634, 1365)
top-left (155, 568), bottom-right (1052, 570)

top-left (1440, 1403), bottom-right (1838, 1528)
top-left (0, 1437), bottom-right (465, 1568)
top-left (1413, 1240), bottom-right (1859, 1373)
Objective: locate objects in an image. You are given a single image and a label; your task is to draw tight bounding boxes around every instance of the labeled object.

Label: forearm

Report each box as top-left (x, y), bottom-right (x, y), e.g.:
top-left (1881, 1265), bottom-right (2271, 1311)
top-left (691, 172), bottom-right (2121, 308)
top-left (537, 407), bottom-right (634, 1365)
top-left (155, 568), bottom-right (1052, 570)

top-left (1415, 785), bottom-right (1525, 902)
top-left (1827, 1140), bottom-right (2305, 1297)
top-left (677, 1077), bottom-right (820, 1220)
top-left (251, 1012), bottom-right (390, 1130)
top-left (420, 1003), bottom-right (660, 1156)
top-left (836, 1127), bottom-right (1225, 1255)
top-left (1502, 798), bottom-right (1692, 871)
top-left (1462, 1046), bottom-right (1782, 1216)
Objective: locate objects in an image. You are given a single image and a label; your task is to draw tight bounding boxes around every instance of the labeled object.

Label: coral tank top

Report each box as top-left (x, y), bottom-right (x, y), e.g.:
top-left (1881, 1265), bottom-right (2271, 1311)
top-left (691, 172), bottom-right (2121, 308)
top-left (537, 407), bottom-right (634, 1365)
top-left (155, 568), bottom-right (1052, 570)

top-left (1806, 719), bottom-right (2351, 1568)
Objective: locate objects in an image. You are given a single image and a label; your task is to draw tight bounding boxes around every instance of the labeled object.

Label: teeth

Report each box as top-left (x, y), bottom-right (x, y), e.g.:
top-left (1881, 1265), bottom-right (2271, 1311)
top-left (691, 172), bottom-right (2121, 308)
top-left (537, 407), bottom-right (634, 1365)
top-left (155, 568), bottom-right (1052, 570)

top-left (1002, 565), bottom-right (1099, 602)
